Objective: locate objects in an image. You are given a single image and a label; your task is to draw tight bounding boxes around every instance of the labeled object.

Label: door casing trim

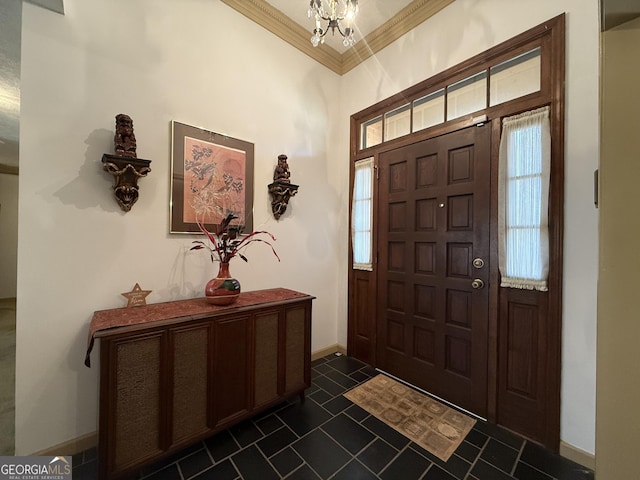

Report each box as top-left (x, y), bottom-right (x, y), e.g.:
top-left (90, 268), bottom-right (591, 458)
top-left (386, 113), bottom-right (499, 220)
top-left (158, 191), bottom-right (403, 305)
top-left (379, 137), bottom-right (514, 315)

top-left (347, 14), bottom-right (565, 451)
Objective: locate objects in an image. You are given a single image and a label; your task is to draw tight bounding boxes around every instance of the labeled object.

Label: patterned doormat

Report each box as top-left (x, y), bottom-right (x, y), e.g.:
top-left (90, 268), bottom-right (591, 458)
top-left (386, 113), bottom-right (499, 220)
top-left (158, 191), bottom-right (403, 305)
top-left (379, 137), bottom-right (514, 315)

top-left (344, 374), bottom-right (476, 461)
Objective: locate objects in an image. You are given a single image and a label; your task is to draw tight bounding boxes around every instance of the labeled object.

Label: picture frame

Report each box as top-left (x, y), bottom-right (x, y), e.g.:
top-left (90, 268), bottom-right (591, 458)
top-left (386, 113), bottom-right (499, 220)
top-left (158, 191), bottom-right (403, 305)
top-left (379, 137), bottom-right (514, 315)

top-left (170, 121), bottom-right (254, 234)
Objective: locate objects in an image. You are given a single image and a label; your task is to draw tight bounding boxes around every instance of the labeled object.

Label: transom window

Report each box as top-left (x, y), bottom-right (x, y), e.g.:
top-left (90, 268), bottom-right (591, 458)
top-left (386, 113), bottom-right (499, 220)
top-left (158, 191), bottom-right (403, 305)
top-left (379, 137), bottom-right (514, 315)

top-left (358, 46), bottom-right (542, 150)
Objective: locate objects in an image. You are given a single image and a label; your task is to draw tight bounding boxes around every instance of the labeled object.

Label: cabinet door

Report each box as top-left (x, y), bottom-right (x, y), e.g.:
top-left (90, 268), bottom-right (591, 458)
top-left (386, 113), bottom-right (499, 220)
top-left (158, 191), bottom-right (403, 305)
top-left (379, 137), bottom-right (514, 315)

top-left (170, 323), bottom-right (210, 446)
top-left (103, 332), bottom-right (165, 474)
top-left (283, 303), bottom-right (311, 395)
top-left (254, 310), bottom-right (280, 408)
top-left (212, 314), bottom-right (251, 427)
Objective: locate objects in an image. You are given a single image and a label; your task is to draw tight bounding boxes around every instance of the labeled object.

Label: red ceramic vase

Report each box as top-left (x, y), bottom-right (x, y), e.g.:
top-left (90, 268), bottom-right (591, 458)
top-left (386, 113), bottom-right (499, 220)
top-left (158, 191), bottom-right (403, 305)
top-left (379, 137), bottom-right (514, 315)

top-left (205, 262), bottom-right (241, 305)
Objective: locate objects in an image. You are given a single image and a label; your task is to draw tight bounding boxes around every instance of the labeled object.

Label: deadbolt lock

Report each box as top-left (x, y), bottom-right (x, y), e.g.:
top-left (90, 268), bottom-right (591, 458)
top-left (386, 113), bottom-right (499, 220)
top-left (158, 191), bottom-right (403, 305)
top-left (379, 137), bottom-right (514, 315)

top-left (472, 258), bottom-right (485, 269)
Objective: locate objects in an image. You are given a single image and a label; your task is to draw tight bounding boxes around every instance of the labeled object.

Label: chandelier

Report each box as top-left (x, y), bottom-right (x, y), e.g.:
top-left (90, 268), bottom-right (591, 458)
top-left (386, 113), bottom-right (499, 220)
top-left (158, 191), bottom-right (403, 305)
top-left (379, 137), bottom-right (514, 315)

top-left (308, 0), bottom-right (359, 48)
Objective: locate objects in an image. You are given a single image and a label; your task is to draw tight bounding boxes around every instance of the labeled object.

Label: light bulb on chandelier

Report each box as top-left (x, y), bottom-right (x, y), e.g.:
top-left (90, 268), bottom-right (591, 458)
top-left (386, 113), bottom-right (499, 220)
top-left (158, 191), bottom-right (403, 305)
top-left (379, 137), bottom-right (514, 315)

top-left (308, 0), bottom-right (358, 47)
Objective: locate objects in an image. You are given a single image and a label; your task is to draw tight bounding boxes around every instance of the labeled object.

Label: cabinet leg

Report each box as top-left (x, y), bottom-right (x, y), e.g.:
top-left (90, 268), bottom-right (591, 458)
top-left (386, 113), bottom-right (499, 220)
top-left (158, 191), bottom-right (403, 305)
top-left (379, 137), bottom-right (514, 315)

top-left (299, 391), bottom-right (306, 403)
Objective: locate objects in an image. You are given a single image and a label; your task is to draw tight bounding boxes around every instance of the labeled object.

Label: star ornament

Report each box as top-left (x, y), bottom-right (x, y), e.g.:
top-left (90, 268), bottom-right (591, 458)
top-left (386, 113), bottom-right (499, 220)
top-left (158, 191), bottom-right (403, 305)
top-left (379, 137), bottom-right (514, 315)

top-left (121, 283), bottom-right (152, 307)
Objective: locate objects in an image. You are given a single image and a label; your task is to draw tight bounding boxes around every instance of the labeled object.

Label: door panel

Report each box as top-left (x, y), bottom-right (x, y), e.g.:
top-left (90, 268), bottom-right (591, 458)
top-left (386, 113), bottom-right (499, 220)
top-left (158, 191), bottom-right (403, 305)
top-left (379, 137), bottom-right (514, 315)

top-left (498, 287), bottom-right (550, 443)
top-left (377, 125), bottom-right (491, 417)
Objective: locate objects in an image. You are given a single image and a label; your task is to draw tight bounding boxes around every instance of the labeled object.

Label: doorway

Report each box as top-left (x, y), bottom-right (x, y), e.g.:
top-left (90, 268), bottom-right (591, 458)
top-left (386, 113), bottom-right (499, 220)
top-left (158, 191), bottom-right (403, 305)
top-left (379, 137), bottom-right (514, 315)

top-left (347, 16), bottom-right (565, 449)
top-left (0, 0), bottom-right (21, 456)
top-left (376, 125), bottom-right (491, 417)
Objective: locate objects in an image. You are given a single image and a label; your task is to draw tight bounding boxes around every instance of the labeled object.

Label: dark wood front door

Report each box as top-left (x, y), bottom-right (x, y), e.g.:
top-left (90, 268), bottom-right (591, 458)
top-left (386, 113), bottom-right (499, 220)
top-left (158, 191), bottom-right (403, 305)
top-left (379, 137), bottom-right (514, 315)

top-left (376, 125), bottom-right (491, 417)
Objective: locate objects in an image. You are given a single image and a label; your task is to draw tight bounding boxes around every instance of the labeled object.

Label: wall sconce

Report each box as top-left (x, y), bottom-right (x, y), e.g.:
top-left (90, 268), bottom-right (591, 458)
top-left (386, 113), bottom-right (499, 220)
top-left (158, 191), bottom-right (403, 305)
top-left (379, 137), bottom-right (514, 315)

top-left (268, 154), bottom-right (298, 219)
top-left (101, 114), bottom-right (151, 212)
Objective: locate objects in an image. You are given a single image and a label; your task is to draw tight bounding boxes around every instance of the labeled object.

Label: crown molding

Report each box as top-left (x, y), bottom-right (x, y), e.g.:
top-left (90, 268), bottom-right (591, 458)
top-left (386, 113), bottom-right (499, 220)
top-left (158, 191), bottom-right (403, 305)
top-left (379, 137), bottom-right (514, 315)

top-left (221, 0), bottom-right (456, 75)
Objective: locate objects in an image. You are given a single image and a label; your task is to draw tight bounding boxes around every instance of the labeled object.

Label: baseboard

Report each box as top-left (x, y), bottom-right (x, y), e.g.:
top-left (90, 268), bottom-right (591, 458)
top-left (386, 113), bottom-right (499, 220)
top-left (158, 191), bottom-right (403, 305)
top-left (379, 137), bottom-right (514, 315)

top-left (31, 432), bottom-right (97, 457)
top-left (560, 441), bottom-right (595, 470)
top-left (311, 344), bottom-right (347, 361)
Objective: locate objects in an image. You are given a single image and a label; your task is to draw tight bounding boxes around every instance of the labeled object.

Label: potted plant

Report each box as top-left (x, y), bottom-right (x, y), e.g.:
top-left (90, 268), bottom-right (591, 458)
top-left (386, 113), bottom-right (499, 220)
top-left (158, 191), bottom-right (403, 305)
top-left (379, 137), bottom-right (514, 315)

top-left (191, 213), bottom-right (279, 304)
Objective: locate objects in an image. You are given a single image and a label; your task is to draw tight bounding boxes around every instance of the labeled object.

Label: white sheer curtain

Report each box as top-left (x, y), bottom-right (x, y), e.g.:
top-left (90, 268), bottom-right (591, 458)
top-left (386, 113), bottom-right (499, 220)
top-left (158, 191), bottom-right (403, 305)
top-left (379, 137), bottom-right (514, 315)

top-left (498, 106), bottom-right (551, 291)
top-left (352, 157), bottom-right (374, 271)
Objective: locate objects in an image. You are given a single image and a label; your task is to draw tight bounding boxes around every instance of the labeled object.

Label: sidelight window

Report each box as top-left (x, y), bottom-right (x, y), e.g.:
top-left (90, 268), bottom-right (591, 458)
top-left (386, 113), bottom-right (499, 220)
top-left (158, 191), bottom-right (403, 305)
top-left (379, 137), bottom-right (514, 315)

top-left (352, 157), bottom-right (374, 271)
top-left (498, 106), bottom-right (550, 291)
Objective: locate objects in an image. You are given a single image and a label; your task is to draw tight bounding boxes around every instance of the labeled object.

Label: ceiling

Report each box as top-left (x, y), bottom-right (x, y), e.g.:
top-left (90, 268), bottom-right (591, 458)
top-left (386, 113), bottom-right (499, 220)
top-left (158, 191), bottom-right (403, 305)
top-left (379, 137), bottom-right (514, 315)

top-left (264, 0), bottom-right (415, 53)
top-left (220, 0), bottom-right (455, 74)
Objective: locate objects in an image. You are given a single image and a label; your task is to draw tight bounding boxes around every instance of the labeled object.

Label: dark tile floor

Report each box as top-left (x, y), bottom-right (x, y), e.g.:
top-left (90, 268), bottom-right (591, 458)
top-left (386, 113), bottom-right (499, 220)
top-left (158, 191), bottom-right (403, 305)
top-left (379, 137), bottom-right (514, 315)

top-left (72, 354), bottom-right (594, 480)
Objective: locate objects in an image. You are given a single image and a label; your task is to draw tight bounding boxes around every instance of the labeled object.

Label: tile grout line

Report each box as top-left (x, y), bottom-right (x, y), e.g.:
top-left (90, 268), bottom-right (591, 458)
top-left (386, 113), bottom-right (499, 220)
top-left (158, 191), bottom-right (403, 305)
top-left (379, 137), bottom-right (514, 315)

top-left (254, 441), bottom-right (285, 480)
top-left (509, 439), bottom-right (527, 477)
top-left (272, 448), bottom-right (305, 479)
top-left (376, 442), bottom-right (413, 478)
top-left (517, 457), bottom-right (562, 480)
top-left (462, 435), bottom-right (489, 480)
top-left (282, 462), bottom-right (306, 479)
top-left (174, 458), bottom-right (185, 480)
top-left (224, 421), bottom-right (296, 477)
top-left (380, 441), bottom-right (434, 479)
top-left (228, 456), bottom-right (241, 479)
top-left (327, 454), bottom-right (379, 480)
top-left (407, 443), bottom-right (468, 479)
top-left (202, 439), bottom-right (217, 473)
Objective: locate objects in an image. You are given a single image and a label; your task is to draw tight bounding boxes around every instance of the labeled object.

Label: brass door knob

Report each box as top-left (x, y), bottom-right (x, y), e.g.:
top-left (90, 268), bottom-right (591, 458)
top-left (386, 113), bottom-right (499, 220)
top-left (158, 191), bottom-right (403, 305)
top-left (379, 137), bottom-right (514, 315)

top-left (471, 279), bottom-right (485, 289)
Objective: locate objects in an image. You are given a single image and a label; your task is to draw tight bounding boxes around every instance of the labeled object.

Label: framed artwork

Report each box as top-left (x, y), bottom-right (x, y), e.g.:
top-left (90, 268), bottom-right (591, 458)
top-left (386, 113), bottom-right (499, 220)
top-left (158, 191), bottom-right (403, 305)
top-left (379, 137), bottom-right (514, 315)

top-left (170, 121), bottom-right (254, 234)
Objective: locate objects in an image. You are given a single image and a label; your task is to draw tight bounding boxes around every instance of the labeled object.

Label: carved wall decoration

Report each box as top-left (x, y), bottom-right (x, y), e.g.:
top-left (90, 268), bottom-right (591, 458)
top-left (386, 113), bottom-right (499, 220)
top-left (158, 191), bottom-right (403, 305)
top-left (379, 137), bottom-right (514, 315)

top-left (268, 154), bottom-right (299, 219)
top-left (101, 114), bottom-right (151, 212)
top-left (114, 113), bottom-right (138, 158)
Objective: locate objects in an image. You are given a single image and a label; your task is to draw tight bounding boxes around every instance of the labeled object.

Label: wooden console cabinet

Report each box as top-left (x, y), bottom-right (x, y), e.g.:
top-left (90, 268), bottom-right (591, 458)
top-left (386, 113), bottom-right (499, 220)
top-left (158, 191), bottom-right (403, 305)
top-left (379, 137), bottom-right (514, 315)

top-left (90, 289), bottom-right (313, 480)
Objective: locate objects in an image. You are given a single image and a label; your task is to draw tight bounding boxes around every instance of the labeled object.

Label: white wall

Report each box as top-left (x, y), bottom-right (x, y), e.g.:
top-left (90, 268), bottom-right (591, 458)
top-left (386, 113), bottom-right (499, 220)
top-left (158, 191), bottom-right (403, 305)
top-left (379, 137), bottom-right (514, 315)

top-left (339, 0), bottom-right (599, 454)
top-left (16, 0), bottom-right (600, 457)
top-left (597, 16), bottom-right (640, 478)
top-left (0, 173), bottom-right (18, 298)
top-left (16, 0), bottom-right (342, 454)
